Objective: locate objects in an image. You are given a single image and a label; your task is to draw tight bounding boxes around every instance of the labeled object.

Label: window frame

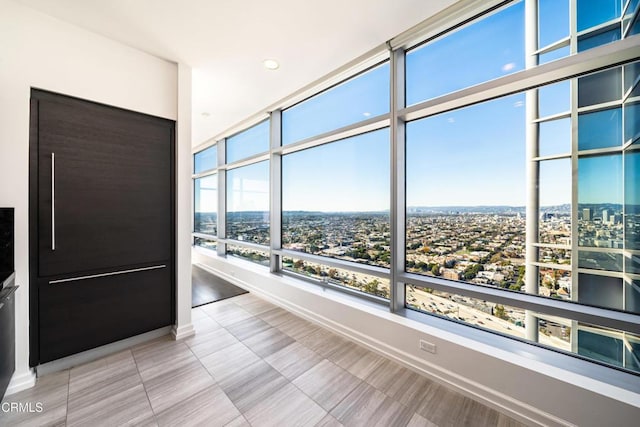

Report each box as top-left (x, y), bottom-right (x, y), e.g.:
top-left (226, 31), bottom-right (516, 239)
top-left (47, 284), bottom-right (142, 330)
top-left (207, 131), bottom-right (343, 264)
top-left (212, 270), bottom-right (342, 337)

top-left (190, 0), bottom-right (640, 382)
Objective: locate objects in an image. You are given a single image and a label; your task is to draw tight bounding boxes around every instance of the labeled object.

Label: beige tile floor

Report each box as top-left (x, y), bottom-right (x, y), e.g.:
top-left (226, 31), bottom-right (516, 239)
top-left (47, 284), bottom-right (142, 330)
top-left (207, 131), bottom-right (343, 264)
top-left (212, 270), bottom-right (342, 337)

top-left (0, 293), bottom-right (527, 427)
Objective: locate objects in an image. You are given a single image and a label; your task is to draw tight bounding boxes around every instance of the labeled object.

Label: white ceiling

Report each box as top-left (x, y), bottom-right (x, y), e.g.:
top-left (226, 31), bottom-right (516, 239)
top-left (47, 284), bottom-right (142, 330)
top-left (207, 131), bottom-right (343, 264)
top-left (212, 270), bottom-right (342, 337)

top-left (16, 0), bottom-right (458, 145)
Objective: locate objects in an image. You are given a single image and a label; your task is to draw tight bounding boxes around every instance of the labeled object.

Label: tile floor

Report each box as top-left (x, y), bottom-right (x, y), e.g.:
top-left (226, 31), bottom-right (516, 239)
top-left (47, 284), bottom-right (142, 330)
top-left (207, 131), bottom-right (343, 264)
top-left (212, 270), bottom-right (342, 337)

top-left (1, 293), bottom-right (526, 427)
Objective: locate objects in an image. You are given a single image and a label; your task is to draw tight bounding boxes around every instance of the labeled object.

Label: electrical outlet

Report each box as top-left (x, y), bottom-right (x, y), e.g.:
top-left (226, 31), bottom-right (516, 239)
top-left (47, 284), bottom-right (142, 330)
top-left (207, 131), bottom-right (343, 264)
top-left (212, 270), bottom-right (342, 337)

top-left (419, 339), bottom-right (437, 354)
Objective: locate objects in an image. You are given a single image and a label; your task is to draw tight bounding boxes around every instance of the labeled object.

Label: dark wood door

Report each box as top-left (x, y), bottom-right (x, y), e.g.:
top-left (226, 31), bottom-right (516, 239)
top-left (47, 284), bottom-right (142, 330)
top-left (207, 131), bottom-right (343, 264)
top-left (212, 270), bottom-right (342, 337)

top-left (30, 90), bottom-right (175, 365)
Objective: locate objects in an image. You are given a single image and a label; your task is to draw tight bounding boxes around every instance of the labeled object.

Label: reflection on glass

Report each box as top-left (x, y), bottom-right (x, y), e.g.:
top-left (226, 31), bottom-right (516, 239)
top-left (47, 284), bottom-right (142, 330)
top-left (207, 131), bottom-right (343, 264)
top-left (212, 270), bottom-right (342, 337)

top-left (538, 80), bottom-right (570, 117)
top-left (578, 250), bottom-right (623, 271)
top-left (226, 120), bottom-right (270, 164)
top-left (282, 64), bottom-right (389, 145)
top-left (282, 129), bottom-right (390, 268)
top-left (282, 257), bottom-right (390, 299)
top-left (539, 46), bottom-right (570, 65)
top-left (538, 0), bottom-right (569, 47)
top-left (405, 2), bottom-right (524, 105)
top-left (406, 94), bottom-right (526, 291)
top-left (194, 145), bottom-right (217, 174)
top-left (226, 161), bottom-right (269, 245)
top-left (623, 62), bottom-right (640, 95)
top-left (539, 268), bottom-right (572, 299)
top-left (226, 244), bottom-right (270, 266)
top-left (578, 67), bottom-right (622, 107)
top-left (578, 273), bottom-right (623, 310)
top-left (578, 155), bottom-right (623, 247)
top-left (625, 279), bottom-right (640, 313)
top-left (623, 0), bottom-right (639, 33)
top-left (194, 174), bottom-right (217, 235)
top-left (625, 151), bottom-right (640, 249)
top-left (578, 108), bottom-right (622, 151)
top-left (625, 253), bottom-right (640, 273)
top-left (539, 118), bottom-right (571, 156)
top-left (577, 0), bottom-right (622, 32)
top-left (539, 159), bottom-right (571, 245)
top-left (578, 28), bottom-right (621, 52)
top-left (194, 237), bottom-right (217, 251)
top-left (624, 101), bottom-right (640, 144)
top-left (577, 325), bottom-right (625, 369)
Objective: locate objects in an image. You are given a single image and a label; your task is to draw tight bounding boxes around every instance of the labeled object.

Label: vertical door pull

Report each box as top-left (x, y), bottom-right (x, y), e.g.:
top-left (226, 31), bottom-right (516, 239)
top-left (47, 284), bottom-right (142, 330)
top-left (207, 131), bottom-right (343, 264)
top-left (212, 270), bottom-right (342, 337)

top-left (52, 152), bottom-right (55, 251)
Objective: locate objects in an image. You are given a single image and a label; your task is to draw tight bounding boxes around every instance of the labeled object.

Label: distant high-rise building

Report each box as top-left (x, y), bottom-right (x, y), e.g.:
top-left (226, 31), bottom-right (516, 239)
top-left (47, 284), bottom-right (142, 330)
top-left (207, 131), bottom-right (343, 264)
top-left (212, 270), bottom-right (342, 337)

top-left (602, 209), bottom-right (609, 224)
top-left (582, 208), bottom-right (592, 221)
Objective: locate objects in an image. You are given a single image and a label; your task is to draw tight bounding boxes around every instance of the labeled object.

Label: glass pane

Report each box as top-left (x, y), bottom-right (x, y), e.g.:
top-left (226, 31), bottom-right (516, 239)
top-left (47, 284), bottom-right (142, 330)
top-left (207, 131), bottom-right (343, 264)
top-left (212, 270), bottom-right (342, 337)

top-left (226, 161), bottom-right (269, 245)
top-left (406, 285), bottom-right (572, 351)
top-left (539, 118), bottom-right (571, 156)
top-left (577, 27), bottom-right (621, 52)
top-left (578, 273), bottom-right (623, 310)
top-left (194, 174), bottom-right (217, 235)
top-left (630, 12), bottom-right (640, 35)
top-left (578, 108), bottom-right (622, 151)
top-left (406, 285), bottom-right (640, 373)
top-left (539, 247), bottom-right (572, 265)
top-left (577, 325), bottom-right (624, 368)
top-left (539, 268), bottom-right (572, 299)
top-left (578, 250), bottom-right (623, 271)
top-left (539, 0), bottom-right (569, 47)
top-left (623, 61), bottom-right (640, 95)
top-left (625, 253), bottom-right (640, 273)
top-left (625, 150), bottom-right (640, 249)
top-left (226, 244), bottom-right (270, 266)
top-left (539, 159), bottom-right (571, 244)
top-left (626, 279), bottom-right (640, 313)
top-left (282, 129), bottom-right (390, 268)
top-left (282, 64), bottom-right (389, 145)
top-left (405, 2), bottom-right (524, 105)
top-left (578, 155), bottom-right (623, 247)
top-left (577, 0), bottom-right (623, 31)
top-left (194, 145), bottom-right (217, 174)
top-left (226, 120), bottom-right (270, 164)
top-left (282, 257), bottom-right (390, 299)
top-left (624, 101), bottom-right (640, 144)
top-left (578, 67), bottom-right (622, 107)
top-left (538, 80), bottom-right (570, 118)
top-left (406, 94), bottom-right (526, 290)
top-left (539, 45), bottom-right (570, 65)
top-left (194, 237), bottom-right (217, 251)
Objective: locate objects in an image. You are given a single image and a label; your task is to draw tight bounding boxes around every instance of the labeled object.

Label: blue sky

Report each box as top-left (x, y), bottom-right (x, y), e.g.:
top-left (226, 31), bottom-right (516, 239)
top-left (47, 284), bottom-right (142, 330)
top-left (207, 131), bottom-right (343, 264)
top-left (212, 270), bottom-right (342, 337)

top-left (282, 129), bottom-right (389, 212)
top-left (201, 0), bottom-right (630, 213)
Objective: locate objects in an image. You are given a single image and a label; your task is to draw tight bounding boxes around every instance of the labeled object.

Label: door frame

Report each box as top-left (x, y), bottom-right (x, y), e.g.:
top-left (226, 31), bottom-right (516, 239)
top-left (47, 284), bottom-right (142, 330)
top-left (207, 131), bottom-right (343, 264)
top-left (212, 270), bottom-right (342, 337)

top-left (28, 88), bottom-right (176, 366)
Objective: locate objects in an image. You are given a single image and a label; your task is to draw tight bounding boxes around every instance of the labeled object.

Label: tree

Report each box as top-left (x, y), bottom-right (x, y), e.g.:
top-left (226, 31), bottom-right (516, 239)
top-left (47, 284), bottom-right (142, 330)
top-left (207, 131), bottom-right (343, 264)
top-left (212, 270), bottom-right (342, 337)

top-left (363, 279), bottom-right (380, 295)
top-left (509, 283), bottom-right (522, 291)
top-left (431, 264), bottom-right (440, 276)
top-left (494, 304), bottom-right (508, 320)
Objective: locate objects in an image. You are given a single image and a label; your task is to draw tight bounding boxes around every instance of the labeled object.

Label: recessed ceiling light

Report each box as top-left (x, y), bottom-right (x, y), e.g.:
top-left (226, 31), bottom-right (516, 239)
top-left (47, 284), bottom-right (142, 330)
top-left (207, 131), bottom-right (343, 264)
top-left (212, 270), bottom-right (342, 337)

top-left (263, 59), bottom-right (279, 70)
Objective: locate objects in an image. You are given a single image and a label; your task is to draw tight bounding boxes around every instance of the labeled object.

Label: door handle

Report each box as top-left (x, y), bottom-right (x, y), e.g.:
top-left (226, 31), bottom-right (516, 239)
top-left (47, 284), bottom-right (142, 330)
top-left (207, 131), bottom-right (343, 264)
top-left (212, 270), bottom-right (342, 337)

top-left (48, 264), bottom-right (167, 284)
top-left (51, 152), bottom-right (55, 251)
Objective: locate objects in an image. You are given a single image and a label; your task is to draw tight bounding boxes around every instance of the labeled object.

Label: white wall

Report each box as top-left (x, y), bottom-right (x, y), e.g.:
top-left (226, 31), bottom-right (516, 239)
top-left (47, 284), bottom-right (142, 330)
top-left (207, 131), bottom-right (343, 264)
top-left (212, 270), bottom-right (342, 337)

top-left (0, 0), bottom-right (179, 392)
top-left (194, 249), bottom-right (640, 427)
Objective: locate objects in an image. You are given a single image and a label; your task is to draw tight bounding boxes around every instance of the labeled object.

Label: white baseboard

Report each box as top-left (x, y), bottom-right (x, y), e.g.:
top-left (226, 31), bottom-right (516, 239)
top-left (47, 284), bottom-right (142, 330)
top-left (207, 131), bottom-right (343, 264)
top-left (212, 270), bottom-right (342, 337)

top-left (172, 323), bottom-right (195, 340)
top-left (195, 261), bottom-right (573, 427)
top-left (5, 369), bottom-right (37, 396)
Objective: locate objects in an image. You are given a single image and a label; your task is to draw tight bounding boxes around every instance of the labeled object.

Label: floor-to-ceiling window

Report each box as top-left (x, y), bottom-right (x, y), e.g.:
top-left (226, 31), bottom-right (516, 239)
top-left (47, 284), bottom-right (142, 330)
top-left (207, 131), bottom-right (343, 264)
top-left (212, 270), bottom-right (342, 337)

top-left (193, 0), bottom-right (640, 376)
